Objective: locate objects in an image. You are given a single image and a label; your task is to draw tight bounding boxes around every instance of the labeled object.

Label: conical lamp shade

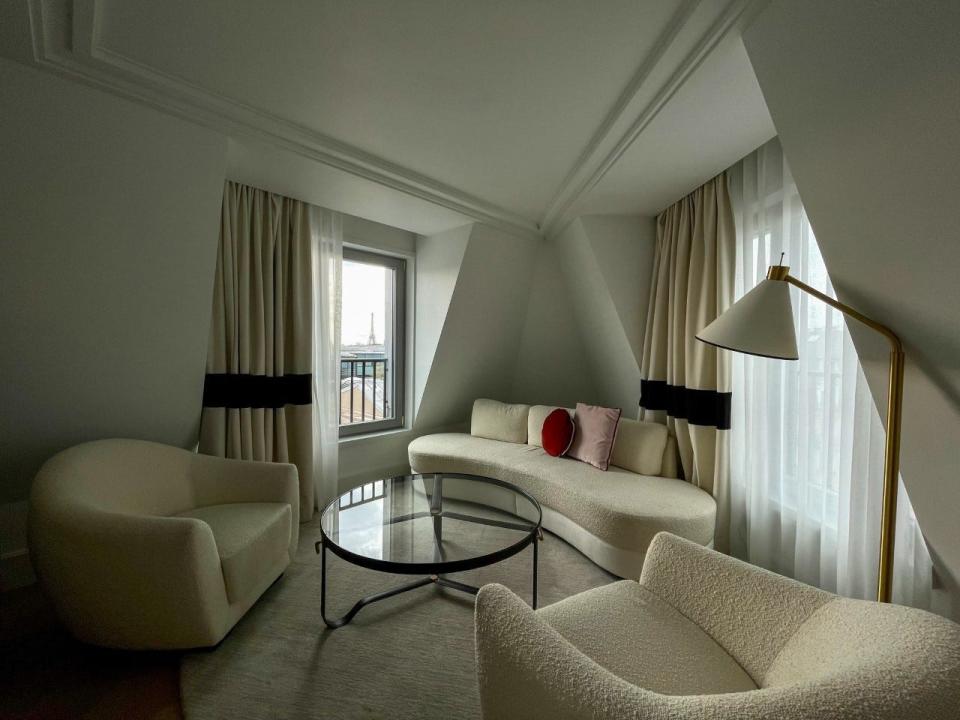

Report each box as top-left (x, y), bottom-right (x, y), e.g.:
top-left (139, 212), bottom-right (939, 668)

top-left (696, 279), bottom-right (799, 360)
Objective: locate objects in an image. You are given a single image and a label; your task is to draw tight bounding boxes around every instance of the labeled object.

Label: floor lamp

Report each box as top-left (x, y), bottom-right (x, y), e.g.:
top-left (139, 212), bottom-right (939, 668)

top-left (696, 263), bottom-right (904, 603)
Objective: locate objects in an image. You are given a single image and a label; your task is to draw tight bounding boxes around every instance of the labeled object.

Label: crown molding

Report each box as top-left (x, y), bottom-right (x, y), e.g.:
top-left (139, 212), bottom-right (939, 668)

top-left (23, 0), bottom-right (766, 241)
top-left (539, 0), bottom-right (762, 236)
top-left (26, 0), bottom-right (542, 241)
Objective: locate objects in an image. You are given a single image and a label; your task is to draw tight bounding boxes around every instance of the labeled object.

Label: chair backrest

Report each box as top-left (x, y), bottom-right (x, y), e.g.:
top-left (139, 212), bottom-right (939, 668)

top-left (32, 439), bottom-right (196, 518)
top-left (641, 532), bottom-right (960, 713)
top-left (641, 532), bottom-right (836, 683)
top-left (763, 596), bottom-right (960, 705)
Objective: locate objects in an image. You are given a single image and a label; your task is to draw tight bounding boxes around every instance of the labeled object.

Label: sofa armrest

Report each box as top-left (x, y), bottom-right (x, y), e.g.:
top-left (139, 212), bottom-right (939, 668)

top-left (475, 583), bottom-right (662, 720)
top-left (29, 507), bottom-right (228, 649)
top-left (190, 454), bottom-right (300, 556)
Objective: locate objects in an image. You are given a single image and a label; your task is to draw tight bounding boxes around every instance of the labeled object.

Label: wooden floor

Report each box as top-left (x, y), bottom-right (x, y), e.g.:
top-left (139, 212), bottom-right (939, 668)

top-left (0, 583), bottom-right (182, 720)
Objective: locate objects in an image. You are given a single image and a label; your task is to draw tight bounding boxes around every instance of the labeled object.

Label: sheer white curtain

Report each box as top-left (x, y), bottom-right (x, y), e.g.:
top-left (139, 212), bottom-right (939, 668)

top-left (728, 138), bottom-right (932, 608)
top-left (311, 207), bottom-right (342, 511)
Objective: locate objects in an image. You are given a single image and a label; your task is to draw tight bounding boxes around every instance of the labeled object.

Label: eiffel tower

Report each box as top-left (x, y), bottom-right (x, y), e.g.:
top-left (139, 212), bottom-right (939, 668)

top-left (368, 312), bottom-right (376, 346)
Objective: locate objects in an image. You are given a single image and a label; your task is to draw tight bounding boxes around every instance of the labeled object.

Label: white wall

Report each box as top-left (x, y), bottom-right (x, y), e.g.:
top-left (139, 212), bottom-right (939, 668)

top-left (0, 58), bottom-right (227, 575)
top-left (414, 224), bottom-right (540, 431)
top-left (413, 226), bottom-right (472, 415)
top-left (744, 0), bottom-right (960, 616)
top-left (510, 241), bottom-right (598, 408)
top-left (343, 213), bottom-right (417, 256)
top-left (552, 214), bottom-right (657, 414)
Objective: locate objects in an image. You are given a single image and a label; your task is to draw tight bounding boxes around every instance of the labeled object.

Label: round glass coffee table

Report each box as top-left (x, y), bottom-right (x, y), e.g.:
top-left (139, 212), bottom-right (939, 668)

top-left (315, 472), bottom-right (542, 628)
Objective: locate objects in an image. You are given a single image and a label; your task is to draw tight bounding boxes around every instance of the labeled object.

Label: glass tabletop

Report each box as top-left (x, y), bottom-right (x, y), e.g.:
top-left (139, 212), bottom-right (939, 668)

top-left (320, 473), bottom-right (542, 573)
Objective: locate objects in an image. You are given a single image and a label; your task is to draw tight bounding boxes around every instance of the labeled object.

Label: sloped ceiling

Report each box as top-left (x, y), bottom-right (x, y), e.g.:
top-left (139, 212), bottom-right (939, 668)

top-left (3, 0), bottom-right (775, 238)
top-left (743, 0), bottom-right (960, 611)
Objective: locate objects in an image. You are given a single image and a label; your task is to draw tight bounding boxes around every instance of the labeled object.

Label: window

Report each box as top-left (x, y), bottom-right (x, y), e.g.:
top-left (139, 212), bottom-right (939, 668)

top-left (339, 248), bottom-right (406, 437)
top-left (728, 138), bottom-right (932, 608)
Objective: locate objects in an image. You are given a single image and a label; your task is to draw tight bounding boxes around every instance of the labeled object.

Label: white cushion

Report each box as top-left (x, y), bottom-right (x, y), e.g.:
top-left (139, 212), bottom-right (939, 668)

top-left (538, 580), bottom-right (757, 695)
top-left (471, 399), bottom-right (530, 444)
top-left (177, 502), bottom-right (292, 605)
top-left (609, 417), bottom-right (669, 476)
top-left (526, 405), bottom-right (574, 448)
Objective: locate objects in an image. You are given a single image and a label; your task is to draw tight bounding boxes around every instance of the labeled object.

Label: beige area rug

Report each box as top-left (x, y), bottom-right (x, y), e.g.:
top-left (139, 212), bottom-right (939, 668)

top-left (180, 515), bottom-right (614, 719)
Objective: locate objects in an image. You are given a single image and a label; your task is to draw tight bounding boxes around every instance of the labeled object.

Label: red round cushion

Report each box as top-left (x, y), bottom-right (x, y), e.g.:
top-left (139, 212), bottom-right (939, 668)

top-left (541, 409), bottom-right (575, 457)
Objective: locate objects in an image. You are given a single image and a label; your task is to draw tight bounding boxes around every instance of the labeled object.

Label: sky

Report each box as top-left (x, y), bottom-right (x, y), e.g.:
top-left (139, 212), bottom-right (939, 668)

top-left (342, 259), bottom-right (387, 346)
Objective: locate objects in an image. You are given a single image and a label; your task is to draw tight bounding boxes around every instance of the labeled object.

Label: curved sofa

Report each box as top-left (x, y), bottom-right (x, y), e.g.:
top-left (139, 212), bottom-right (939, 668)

top-left (408, 400), bottom-right (716, 578)
top-left (476, 532), bottom-right (960, 720)
top-left (29, 439), bottom-right (299, 649)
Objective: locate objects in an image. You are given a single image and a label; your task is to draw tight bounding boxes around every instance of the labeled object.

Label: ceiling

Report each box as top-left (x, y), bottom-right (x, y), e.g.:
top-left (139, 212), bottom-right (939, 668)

top-left (3, 0), bottom-right (775, 236)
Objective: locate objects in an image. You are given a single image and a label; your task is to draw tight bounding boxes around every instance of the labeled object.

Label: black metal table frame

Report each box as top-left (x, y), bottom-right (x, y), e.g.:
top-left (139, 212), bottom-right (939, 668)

top-left (315, 473), bottom-right (542, 629)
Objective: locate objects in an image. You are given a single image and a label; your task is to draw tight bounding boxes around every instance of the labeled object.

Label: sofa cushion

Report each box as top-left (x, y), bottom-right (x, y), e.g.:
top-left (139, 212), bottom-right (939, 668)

top-left (538, 580), bottom-right (757, 695)
top-left (471, 399), bottom-right (530, 444)
top-left (177, 502), bottom-right (291, 604)
top-left (527, 405), bottom-right (573, 448)
top-left (609, 418), bottom-right (669, 476)
top-left (568, 403), bottom-right (621, 470)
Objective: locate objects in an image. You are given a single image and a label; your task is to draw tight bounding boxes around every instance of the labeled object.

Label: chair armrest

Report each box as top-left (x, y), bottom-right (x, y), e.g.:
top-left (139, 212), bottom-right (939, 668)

top-left (191, 454), bottom-right (300, 522)
top-left (475, 583), bottom-right (659, 720)
top-left (29, 507), bottom-right (227, 649)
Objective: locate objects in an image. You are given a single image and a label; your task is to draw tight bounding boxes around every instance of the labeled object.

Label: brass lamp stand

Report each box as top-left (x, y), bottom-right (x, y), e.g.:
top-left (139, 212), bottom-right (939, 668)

top-left (767, 265), bottom-right (904, 603)
top-left (697, 263), bottom-right (905, 603)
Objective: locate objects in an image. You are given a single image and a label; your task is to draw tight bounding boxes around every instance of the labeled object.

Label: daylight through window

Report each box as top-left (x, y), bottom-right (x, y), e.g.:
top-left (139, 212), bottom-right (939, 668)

top-left (339, 248), bottom-right (406, 436)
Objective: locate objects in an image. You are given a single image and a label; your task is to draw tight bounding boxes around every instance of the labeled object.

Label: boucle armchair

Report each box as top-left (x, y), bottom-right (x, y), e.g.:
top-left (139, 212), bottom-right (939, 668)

top-left (475, 532), bottom-right (960, 720)
top-left (29, 439), bottom-right (299, 650)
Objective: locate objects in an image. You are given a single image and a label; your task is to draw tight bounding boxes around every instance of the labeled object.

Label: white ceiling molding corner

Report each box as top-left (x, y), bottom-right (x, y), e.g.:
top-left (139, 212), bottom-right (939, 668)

top-left (539, 0), bottom-right (764, 237)
top-left (27, 0), bottom-right (541, 241)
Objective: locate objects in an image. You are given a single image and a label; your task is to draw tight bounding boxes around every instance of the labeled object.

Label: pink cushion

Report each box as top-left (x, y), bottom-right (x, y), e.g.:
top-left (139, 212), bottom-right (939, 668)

top-left (567, 403), bottom-right (621, 471)
top-left (541, 408), bottom-right (575, 457)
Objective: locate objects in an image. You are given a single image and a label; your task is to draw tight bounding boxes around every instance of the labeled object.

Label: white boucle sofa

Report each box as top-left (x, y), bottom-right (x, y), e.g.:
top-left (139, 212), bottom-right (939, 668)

top-left (475, 532), bottom-right (960, 720)
top-left (28, 439), bottom-right (299, 649)
top-left (408, 400), bottom-right (716, 578)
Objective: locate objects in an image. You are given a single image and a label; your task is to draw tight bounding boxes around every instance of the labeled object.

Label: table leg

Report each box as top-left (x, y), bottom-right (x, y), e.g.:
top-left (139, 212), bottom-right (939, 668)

top-left (532, 531), bottom-right (539, 610)
top-left (317, 539), bottom-right (459, 629)
top-left (430, 474), bottom-right (443, 543)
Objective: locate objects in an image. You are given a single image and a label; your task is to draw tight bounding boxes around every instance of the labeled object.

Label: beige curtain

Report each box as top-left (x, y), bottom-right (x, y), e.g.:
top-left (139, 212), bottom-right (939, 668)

top-left (199, 182), bottom-right (316, 521)
top-left (639, 172), bottom-right (735, 551)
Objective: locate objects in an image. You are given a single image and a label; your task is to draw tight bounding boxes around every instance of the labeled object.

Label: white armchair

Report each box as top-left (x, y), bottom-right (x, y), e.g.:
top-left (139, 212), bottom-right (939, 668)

top-left (475, 532), bottom-right (960, 720)
top-left (28, 439), bottom-right (299, 650)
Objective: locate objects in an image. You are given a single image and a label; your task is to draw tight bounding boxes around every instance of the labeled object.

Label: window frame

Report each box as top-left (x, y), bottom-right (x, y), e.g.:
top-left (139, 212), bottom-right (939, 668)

top-left (339, 247), bottom-right (407, 438)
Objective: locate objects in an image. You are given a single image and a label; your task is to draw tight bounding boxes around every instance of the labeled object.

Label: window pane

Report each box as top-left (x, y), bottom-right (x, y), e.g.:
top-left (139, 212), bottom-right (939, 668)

top-left (339, 251), bottom-right (403, 433)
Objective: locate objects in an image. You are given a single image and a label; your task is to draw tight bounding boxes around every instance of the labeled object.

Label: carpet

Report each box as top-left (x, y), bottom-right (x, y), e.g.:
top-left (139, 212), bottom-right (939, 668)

top-left (180, 514), bottom-right (615, 719)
